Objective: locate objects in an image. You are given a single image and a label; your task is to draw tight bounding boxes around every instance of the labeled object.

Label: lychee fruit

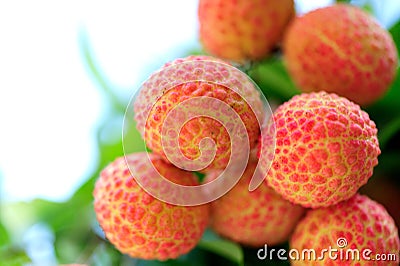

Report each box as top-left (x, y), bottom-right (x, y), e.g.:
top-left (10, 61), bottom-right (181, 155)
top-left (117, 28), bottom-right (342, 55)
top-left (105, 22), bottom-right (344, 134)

top-left (290, 194), bottom-right (400, 266)
top-left (206, 159), bottom-right (305, 247)
top-left (133, 55), bottom-right (265, 172)
top-left (259, 92), bottom-right (380, 208)
top-left (198, 0), bottom-right (295, 62)
top-left (93, 152), bottom-right (210, 260)
top-left (283, 4), bottom-right (398, 106)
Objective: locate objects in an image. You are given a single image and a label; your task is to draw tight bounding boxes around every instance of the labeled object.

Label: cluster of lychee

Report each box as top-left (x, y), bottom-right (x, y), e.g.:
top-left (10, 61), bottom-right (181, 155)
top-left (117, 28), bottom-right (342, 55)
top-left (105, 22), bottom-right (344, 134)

top-left (93, 1), bottom-right (399, 264)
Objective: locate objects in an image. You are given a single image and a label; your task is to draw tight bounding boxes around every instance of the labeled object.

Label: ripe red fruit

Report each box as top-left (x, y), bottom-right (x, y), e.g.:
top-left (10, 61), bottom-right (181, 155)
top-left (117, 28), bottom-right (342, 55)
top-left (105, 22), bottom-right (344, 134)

top-left (259, 92), bottom-right (380, 208)
top-left (207, 160), bottom-right (305, 247)
top-left (93, 153), bottom-right (210, 260)
top-left (134, 55), bottom-right (264, 172)
top-left (284, 4), bottom-right (398, 105)
top-left (290, 194), bottom-right (400, 266)
top-left (199, 0), bottom-right (295, 62)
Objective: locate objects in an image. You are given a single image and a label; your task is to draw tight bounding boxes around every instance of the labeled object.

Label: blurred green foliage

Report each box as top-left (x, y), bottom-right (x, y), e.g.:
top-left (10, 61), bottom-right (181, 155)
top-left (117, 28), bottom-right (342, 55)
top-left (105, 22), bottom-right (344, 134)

top-left (390, 21), bottom-right (400, 55)
top-left (1, 2), bottom-right (399, 266)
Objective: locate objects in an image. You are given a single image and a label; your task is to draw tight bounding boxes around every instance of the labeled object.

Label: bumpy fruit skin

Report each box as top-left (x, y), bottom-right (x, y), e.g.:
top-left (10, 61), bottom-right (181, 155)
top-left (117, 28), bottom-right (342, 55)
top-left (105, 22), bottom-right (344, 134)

top-left (93, 153), bottom-right (210, 261)
top-left (259, 92), bottom-right (380, 208)
top-left (284, 4), bottom-right (398, 106)
top-left (207, 160), bottom-right (305, 247)
top-left (290, 194), bottom-right (400, 266)
top-left (199, 0), bottom-right (294, 62)
top-left (134, 55), bottom-right (264, 172)
top-left (163, 55), bottom-right (227, 67)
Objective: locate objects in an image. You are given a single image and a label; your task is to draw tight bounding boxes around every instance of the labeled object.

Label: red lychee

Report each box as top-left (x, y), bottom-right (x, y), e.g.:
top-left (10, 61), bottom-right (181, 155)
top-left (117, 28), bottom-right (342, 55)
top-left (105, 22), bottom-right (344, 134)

top-left (207, 159), bottom-right (305, 247)
top-left (290, 194), bottom-right (400, 266)
top-left (259, 92), bottom-right (380, 208)
top-left (134, 55), bottom-right (265, 172)
top-left (93, 153), bottom-right (210, 260)
top-left (283, 4), bottom-right (398, 105)
top-left (199, 0), bottom-right (295, 62)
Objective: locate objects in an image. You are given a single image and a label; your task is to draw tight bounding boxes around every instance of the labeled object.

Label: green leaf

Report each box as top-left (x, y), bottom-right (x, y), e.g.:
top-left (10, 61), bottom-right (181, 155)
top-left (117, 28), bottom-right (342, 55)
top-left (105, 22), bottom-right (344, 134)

top-left (0, 222), bottom-right (10, 247)
top-left (365, 67), bottom-right (400, 129)
top-left (389, 21), bottom-right (400, 55)
top-left (0, 246), bottom-right (31, 266)
top-left (198, 230), bottom-right (244, 265)
top-left (378, 116), bottom-right (400, 150)
top-left (374, 151), bottom-right (400, 177)
top-left (361, 3), bottom-right (374, 15)
top-left (125, 247), bottom-right (209, 266)
top-left (248, 58), bottom-right (299, 102)
top-left (195, 172), bottom-right (206, 183)
top-left (88, 242), bottom-right (123, 266)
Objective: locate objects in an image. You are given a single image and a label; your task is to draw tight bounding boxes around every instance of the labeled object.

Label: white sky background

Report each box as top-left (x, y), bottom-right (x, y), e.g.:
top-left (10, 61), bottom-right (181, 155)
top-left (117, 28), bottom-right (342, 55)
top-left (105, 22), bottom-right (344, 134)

top-left (0, 0), bottom-right (399, 202)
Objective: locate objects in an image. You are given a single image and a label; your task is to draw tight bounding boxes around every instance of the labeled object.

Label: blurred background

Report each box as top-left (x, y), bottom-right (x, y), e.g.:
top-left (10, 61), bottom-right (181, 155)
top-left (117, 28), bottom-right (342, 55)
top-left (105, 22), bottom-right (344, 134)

top-left (0, 0), bottom-right (399, 265)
